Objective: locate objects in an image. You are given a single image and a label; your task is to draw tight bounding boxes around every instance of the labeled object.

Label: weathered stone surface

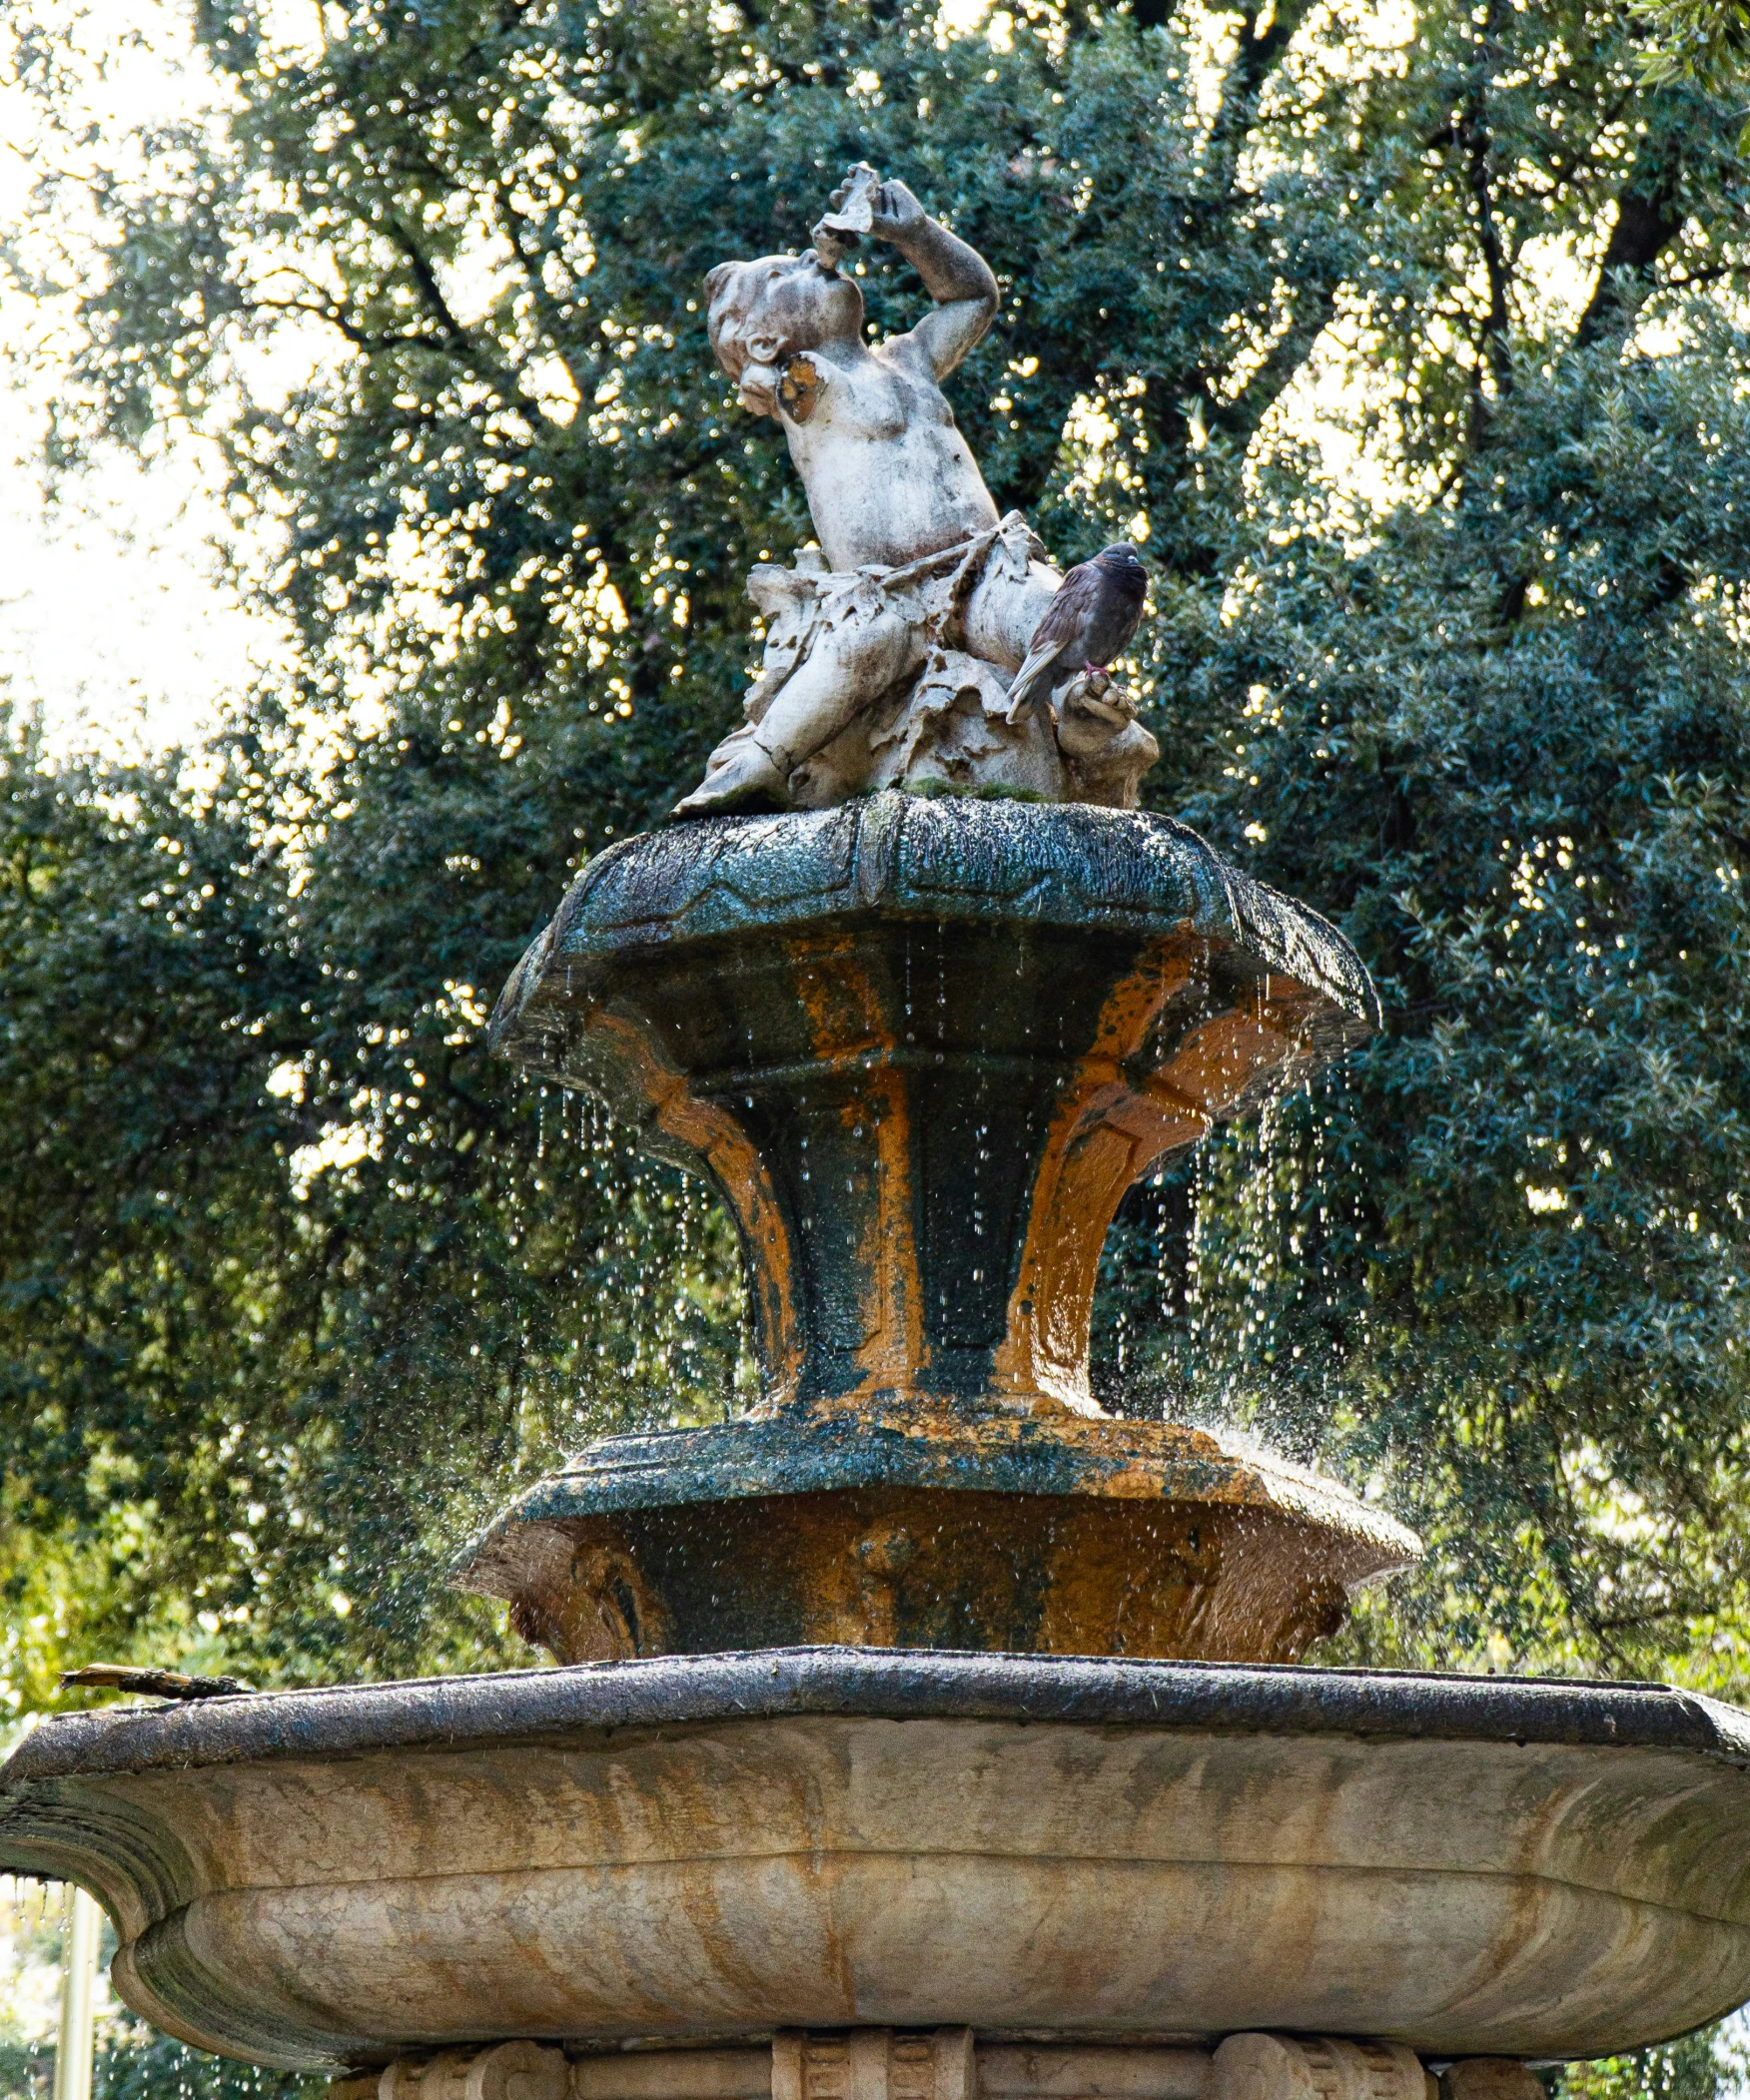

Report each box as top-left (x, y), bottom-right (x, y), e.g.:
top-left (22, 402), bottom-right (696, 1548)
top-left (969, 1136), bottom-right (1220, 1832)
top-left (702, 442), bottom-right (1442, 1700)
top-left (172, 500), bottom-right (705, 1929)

top-left (328, 2033), bottom-right (1439, 2100)
top-left (678, 168), bottom-right (1155, 813)
top-left (569, 2054), bottom-right (771, 2100)
top-left (380, 2045), bottom-right (567, 2100)
top-left (490, 796), bottom-right (1373, 1420)
top-left (497, 796), bottom-right (1375, 1010)
top-left (976, 2046), bottom-right (1209, 2098)
top-left (5, 1650), bottom-right (1750, 2071)
top-left (686, 523), bottom-right (1159, 816)
top-left (325, 2034), bottom-right (1463, 2100)
top-left (773, 2030), bottom-right (973, 2100)
top-left (1209, 2037), bottom-right (1428, 2100)
top-left (454, 1416), bottom-right (1420, 1664)
top-left (1437, 2065), bottom-right (1545, 2100)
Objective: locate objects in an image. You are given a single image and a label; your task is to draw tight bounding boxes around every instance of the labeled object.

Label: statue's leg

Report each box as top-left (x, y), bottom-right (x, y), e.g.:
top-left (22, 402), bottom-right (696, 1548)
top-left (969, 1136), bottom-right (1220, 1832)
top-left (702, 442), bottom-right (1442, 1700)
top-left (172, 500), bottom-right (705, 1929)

top-left (753, 605), bottom-right (921, 770)
top-left (672, 720), bottom-right (786, 816)
top-left (961, 556), bottom-right (1062, 672)
top-left (676, 606), bottom-right (921, 815)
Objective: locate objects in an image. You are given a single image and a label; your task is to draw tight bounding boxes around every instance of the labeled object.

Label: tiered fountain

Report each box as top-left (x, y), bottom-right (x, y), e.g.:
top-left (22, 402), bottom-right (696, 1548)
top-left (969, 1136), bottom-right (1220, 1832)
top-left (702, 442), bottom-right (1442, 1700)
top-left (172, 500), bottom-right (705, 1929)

top-left (4, 164), bottom-right (1749, 2100)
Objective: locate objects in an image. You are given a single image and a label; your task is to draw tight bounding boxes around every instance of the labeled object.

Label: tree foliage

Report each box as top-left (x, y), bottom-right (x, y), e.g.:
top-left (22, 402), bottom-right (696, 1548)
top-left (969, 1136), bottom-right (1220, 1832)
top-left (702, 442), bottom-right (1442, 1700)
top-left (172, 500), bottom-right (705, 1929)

top-left (1, 0), bottom-right (1749, 1700)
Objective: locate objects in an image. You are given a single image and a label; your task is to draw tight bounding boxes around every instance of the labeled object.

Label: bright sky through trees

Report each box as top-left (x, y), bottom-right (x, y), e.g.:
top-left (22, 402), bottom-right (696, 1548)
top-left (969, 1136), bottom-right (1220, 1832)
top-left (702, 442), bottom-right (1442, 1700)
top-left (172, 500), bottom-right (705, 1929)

top-left (0, 4), bottom-right (297, 755)
top-left (0, 0), bottom-right (1449, 758)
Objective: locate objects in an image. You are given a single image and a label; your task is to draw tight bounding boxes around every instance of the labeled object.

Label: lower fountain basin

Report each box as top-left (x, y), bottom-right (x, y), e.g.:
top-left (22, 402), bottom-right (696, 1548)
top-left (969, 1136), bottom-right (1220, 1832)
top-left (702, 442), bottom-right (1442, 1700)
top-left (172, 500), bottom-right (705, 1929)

top-left (4, 1650), bottom-right (1749, 2071)
top-left (454, 1414), bottom-right (1422, 1665)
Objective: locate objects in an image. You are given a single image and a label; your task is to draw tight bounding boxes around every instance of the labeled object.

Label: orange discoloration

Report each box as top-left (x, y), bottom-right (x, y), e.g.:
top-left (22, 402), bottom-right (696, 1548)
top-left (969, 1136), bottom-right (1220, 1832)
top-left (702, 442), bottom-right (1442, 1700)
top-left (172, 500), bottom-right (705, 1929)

top-left (511, 1483), bottom-right (1390, 1666)
top-left (1181, 973), bottom-right (1333, 1116)
top-left (477, 818), bottom-right (1408, 1677)
top-left (995, 942), bottom-right (1205, 1414)
top-left (995, 956), bottom-right (1337, 1414)
top-left (470, 1413), bottom-right (1420, 1667)
top-left (582, 1010), bottom-right (803, 1407)
top-left (858, 1062), bottom-right (923, 1398)
top-left (1158, 1011), bottom-right (1299, 1119)
top-left (1035, 1500), bottom-right (1224, 1658)
top-left (489, 1519), bottom-right (673, 1662)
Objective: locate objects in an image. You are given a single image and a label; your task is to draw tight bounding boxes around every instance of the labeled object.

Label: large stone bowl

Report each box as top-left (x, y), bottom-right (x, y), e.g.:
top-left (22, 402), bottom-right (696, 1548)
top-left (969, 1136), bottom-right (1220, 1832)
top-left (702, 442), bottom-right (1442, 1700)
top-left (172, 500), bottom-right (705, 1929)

top-left (5, 1650), bottom-right (1749, 2072)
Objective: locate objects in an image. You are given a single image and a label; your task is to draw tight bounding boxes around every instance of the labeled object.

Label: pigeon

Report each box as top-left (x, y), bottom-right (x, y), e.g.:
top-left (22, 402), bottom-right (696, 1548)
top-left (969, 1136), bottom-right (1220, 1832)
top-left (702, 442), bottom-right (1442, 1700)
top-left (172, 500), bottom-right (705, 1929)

top-left (60, 1664), bottom-right (253, 1702)
top-left (1006, 542), bottom-right (1149, 723)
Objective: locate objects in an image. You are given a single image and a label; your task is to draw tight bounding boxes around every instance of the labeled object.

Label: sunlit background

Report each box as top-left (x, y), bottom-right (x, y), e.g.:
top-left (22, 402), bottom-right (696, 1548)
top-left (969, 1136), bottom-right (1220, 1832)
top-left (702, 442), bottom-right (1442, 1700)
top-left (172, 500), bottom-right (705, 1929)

top-left (0, 0), bottom-right (1471, 762)
top-left (0, 3), bottom-right (306, 759)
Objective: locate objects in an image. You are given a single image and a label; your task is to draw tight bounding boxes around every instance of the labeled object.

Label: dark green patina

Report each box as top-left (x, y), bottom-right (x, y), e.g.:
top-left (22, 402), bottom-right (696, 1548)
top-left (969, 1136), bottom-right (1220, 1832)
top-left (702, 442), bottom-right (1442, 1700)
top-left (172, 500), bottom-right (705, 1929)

top-left (470, 1413), bottom-right (1250, 1515)
top-left (490, 792), bottom-right (1374, 1414)
top-left (462, 794), bottom-right (1417, 1665)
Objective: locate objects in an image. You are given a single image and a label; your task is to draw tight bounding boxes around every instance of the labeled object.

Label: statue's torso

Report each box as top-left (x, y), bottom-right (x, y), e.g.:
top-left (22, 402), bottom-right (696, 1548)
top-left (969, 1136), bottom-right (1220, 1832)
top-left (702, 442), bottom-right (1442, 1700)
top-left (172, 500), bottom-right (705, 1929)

top-left (782, 342), bottom-right (1001, 570)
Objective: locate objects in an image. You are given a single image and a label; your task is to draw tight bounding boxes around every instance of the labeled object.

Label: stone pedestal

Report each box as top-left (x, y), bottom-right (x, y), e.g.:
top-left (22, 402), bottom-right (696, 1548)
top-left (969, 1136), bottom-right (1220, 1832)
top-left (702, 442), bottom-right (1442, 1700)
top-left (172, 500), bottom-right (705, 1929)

top-left (334, 2035), bottom-right (1469, 2100)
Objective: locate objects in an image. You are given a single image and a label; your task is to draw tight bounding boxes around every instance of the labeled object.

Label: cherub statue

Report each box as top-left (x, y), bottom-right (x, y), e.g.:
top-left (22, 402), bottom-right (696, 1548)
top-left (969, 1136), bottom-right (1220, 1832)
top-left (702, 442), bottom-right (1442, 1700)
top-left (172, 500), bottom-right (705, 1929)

top-left (675, 166), bottom-right (1158, 815)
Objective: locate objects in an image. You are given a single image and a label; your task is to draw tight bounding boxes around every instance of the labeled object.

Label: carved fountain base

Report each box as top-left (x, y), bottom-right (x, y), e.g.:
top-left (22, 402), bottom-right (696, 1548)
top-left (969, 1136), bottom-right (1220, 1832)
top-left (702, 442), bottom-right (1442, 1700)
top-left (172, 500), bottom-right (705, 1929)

top-left (334, 2029), bottom-right (1462, 2100)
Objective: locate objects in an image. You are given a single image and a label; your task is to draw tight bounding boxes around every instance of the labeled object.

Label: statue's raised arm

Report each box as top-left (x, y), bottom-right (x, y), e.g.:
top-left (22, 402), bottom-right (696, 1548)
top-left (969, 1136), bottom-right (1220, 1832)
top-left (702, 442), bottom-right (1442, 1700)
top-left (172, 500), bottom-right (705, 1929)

top-left (677, 165), bottom-right (1158, 818)
top-left (815, 168), bottom-right (998, 382)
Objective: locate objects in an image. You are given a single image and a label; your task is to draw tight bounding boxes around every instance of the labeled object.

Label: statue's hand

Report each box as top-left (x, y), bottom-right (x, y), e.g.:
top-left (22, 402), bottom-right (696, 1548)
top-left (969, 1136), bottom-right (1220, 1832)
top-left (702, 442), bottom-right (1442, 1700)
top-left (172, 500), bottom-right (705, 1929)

top-left (869, 179), bottom-right (928, 242)
top-left (815, 168), bottom-right (927, 265)
top-left (824, 167), bottom-right (874, 218)
top-left (822, 169), bottom-right (926, 240)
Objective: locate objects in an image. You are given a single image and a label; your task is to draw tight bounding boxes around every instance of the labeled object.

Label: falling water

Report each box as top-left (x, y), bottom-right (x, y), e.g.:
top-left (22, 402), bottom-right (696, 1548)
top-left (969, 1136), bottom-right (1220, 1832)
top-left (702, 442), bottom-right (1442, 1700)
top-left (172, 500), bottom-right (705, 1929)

top-left (1094, 1060), bottom-right (1376, 1472)
top-left (0, 1873), bottom-right (65, 2075)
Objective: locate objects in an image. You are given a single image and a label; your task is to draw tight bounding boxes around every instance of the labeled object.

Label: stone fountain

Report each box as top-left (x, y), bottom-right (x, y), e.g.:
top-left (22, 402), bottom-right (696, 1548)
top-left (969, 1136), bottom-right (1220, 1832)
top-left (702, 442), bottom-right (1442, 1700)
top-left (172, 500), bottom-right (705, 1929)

top-left (5, 163), bottom-right (1750, 2100)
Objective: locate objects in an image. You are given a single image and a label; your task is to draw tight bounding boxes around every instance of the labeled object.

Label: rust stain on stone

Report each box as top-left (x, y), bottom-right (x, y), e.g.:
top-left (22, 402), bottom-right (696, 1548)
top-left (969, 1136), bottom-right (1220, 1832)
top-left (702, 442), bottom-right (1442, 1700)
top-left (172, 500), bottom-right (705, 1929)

top-left (501, 1520), bottom-right (672, 1662)
top-left (995, 940), bottom-right (1205, 1414)
top-left (462, 805), bottom-right (1416, 1671)
top-left (494, 1484), bottom-right (1387, 1665)
top-left (785, 934), bottom-right (926, 1408)
top-left (582, 1009), bottom-right (803, 1407)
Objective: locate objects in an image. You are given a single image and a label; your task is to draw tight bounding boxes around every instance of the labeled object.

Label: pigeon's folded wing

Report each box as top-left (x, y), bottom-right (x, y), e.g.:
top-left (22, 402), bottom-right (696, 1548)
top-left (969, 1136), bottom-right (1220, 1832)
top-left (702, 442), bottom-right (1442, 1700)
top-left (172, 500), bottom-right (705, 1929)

top-left (1007, 569), bottom-right (1100, 722)
top-left (1004, 638), bottom-right (1067, 722)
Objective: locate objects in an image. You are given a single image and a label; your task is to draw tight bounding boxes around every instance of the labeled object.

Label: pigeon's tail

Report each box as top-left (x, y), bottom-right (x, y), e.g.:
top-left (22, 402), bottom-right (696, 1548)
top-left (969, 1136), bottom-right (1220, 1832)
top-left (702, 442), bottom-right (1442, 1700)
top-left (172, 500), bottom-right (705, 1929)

top-left (1005, 642), bottom-right (1064, 724)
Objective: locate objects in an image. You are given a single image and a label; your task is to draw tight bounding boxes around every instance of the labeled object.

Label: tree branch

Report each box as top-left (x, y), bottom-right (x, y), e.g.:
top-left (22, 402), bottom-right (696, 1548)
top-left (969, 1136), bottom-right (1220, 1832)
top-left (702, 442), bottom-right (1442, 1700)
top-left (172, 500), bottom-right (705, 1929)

top-left (1222, 0), bottom-right (1315, 120)
top-left (1573, 154), bottom-right (1687, 348)
top-left (1217, 277), bottom-right (1343, 444)
top-left (1456, 32), bottom-right (1515, 413)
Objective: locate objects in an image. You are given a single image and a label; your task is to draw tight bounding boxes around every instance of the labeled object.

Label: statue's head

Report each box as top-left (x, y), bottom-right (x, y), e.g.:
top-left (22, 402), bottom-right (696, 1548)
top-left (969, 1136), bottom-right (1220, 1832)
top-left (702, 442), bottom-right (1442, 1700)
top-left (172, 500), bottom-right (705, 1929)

top-left (704, 253), bottom-right (864, 404)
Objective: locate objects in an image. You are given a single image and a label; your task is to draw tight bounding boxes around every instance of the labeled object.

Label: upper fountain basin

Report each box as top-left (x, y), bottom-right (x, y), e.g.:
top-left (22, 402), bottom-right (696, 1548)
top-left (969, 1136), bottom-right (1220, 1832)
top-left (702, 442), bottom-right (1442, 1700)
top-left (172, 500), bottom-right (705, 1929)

top-left (491, 793), bottom-right (1376, 1420)
top-left (478, 794), bottom-right (1403, 1666)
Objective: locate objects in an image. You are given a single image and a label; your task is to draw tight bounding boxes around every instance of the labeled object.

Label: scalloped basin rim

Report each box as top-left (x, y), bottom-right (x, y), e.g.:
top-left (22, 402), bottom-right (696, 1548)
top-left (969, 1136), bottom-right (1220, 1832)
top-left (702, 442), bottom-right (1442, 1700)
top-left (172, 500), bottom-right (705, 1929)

top-left (7, 1648), bottom-right (1747, 1783)
top-left (452, 1415), bottom-right (1425, 1576)
top-left (495, 796), bottom-right (1382, 1039)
